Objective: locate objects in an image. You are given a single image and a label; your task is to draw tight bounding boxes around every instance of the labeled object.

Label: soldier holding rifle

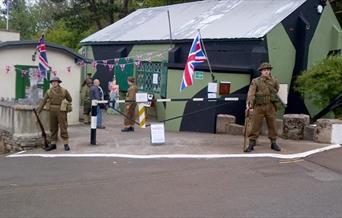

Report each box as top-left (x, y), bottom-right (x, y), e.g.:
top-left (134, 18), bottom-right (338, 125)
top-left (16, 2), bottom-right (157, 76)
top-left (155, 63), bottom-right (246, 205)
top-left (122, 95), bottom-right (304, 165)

top-left (36, 76), bottom-right (72, 151)
top-left (245, 63), bottom-right (281, 153)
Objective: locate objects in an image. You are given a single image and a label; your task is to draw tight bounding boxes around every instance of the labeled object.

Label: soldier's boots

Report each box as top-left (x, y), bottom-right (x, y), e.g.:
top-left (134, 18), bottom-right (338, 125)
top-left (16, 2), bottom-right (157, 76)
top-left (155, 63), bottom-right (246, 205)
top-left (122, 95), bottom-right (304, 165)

top-left (64, 144), bottom-right (70, 151)
top-left (244, 140), bottom-right (256, 153)
top-left (121, 127), bottom-right (134, 132)
top-left (121, 127), bottom-right (130, 132)
top-left (45, 144), bottom-right (56, 151)
top-left (271, 142), bottom-right (281, 152)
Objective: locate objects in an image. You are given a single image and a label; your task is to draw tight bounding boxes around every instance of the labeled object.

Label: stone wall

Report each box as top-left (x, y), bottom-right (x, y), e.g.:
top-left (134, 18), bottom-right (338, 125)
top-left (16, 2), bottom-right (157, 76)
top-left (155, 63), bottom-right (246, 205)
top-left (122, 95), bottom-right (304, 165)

top-left (314, 119), bottom-right (342, 143)
top-left (283, 114), bottom-right (310, 140)
top-left (216, 114), bottom-right (282, 137)
top-left (216, 113), bottom-right (341, 143)
top-left (0, 101), bottom-right (49, 154)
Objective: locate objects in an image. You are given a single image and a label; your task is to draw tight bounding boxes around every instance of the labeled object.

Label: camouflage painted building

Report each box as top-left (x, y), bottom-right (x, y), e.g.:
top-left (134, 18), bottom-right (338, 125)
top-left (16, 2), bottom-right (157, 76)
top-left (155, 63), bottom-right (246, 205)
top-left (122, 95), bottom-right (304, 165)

top-left (81, 0), bottom-right (342, 132)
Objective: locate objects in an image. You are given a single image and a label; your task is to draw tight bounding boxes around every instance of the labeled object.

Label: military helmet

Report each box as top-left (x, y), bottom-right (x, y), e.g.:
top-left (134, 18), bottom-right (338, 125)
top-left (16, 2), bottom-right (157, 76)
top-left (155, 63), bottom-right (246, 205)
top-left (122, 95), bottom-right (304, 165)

top-left (50, 76), bottom-right (62, 83)
top-left (258, 62), bottom-right (273, 71)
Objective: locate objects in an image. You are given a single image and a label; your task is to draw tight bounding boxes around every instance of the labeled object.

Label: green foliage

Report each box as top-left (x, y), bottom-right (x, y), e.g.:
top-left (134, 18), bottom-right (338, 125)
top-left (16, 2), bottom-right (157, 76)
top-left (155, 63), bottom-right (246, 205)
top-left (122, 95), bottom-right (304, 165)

top-left (43, 21), bottom-right (94, 50)
top-left (6, 0), bottom-right (39, 39)
top-left (295, 56), bottom-right (342, 118)
top-left (54, 0), bottom-right (121, 32)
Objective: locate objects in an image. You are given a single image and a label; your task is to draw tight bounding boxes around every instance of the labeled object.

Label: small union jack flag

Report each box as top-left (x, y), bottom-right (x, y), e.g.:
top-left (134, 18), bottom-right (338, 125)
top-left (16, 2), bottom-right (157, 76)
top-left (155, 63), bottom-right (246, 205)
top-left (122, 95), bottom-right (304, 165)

top-left (180, 33), bottom-right (207, 91)
top-left (37, 35), bottom-right (49, 78)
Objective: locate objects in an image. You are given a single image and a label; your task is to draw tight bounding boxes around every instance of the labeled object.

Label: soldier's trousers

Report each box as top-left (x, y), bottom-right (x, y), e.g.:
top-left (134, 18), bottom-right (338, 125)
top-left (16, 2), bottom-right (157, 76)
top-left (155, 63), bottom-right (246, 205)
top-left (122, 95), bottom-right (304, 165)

top-left (248, 103), bottom-right (277, 141)
top-left (124, 103), bottom-right (136, 127)
top-left (83, 104), bottom-right (91, 123)
top-left (49, 110), bottom-right (69, 144)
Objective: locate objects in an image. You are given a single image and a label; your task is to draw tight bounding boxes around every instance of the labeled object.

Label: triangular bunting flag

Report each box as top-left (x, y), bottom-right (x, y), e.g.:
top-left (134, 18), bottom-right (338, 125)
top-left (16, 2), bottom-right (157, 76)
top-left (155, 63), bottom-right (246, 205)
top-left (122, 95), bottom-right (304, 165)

top-left (103, 60), bottom-right (108, 67)
top-left (108, 64), bottom-right (114, 71)
top-left (120, 64), bottom-right (126, 72)
top-left (92, 61), bottom-right (97, 69)
top-left (5, 66), bottom-right (10, 74)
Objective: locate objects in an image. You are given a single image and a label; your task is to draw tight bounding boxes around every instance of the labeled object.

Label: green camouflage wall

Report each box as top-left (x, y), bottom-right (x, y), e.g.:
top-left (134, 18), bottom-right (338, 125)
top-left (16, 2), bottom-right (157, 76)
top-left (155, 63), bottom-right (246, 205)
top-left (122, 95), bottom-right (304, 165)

top-left (80, 46), bottom-right (95, 81)
top-left (266, 23), bottom-right (296, 117)
top-left (306, 3), bottom-right (342, 117)
top-left (165, 70), bottom-right (250, 131)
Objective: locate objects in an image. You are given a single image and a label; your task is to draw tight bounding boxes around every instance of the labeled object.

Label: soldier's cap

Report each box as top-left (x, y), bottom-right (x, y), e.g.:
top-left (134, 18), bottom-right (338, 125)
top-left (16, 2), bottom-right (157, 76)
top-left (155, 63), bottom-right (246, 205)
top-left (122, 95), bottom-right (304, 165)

top-left (127, 76), bottom-right (135, 83)
top-left (50, 76), bottom-right (62, 83)
top-left (258, 62), bottom-right (273, 71)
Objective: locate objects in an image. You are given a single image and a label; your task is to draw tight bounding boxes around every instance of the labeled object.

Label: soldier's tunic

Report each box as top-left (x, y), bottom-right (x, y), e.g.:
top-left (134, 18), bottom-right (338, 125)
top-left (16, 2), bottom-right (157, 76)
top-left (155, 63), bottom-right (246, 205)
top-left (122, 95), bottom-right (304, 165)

top-left (82, 85), bottom-right (91, 124)
top-left (247, 75), bottom-right (279, 141)
top-left (37, 86), bottom-right (72, 144)
top-left (124, 84), bottom-right (138, 127)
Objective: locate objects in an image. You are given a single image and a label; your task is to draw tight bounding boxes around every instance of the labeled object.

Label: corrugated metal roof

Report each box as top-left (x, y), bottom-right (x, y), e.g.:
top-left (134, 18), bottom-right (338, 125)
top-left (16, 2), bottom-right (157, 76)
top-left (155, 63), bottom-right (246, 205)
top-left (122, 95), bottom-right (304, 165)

top-left (81, 0), bottom-right (306, 43)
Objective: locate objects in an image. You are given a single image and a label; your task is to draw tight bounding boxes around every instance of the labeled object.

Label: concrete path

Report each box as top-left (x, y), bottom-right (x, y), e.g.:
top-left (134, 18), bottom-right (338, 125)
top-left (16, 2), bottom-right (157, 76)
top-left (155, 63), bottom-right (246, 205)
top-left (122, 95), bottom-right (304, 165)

top-left (7, 113), bottom-right (341, 159)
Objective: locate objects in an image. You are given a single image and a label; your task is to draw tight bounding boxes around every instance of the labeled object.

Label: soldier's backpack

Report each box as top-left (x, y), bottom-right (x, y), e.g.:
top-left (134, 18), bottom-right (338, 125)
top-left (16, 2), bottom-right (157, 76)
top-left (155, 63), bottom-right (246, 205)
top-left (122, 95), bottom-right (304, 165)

top-left (60, 88), bottom-right (72, 113)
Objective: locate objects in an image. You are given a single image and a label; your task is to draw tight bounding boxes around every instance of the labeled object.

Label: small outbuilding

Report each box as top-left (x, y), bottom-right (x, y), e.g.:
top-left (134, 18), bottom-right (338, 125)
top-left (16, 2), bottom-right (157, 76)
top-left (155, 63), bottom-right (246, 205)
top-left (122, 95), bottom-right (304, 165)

top-left (0, 39), bottom-right (88, 124)
top-left (81, 0), bottom-right (342, 133)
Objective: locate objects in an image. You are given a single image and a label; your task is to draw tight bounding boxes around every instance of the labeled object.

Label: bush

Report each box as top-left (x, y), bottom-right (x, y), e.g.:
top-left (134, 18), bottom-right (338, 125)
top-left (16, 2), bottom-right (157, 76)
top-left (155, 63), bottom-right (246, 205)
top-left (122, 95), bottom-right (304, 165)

top-left (295, 56), bottom-right (342, 118)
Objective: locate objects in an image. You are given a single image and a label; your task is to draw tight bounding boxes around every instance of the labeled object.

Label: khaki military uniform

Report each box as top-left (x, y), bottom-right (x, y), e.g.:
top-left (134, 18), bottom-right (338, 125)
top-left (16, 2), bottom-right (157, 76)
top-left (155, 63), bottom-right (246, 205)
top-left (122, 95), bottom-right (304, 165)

top-left (247, 75), bottom-right (279, 141)
top-left (124, 84), bottom-right (138, 127)
top-left (37, 86), bottom-right (72, 144)
top-left (81, 85), bottom-right (91, 124)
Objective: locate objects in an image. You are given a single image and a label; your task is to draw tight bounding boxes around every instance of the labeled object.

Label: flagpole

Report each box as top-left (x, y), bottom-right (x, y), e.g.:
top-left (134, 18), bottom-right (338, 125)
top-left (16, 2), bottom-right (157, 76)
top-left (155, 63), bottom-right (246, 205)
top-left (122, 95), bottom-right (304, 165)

top-left (167, 10), bottom-right (173, 49)
top-left (6, 1), bottom-right (9, 30)
top-left (197, 29), bottom-right (216, 82)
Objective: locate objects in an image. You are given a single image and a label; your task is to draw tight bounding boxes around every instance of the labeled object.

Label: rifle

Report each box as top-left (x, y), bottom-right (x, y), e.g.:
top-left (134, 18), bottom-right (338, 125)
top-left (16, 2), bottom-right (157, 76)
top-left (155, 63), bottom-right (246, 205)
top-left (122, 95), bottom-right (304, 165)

top-left (32, 108), bottom-right (48, 149)
top-left (243, 108), bottom-right (250, 152)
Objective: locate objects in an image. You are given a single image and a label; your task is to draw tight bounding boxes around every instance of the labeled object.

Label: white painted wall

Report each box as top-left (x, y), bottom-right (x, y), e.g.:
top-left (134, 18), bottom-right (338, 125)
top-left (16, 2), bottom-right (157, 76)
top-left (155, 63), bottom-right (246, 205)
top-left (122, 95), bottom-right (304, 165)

top-left (0, 31), bottom-right (20, 42)
top-left (0, 47), bottom-right (82, 124)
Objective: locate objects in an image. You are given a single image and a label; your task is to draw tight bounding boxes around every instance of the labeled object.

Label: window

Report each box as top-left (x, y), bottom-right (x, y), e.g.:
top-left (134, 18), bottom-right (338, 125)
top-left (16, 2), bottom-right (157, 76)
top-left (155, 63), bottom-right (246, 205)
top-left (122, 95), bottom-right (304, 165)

top-left (15, 65), bottom-right (50, 100)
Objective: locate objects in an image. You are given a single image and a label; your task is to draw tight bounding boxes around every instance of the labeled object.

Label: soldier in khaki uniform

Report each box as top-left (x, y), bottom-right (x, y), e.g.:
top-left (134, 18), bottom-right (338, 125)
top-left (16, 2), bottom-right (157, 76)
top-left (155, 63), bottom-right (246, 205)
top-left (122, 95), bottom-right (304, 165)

top-left (81, 78), bottom-right (92, 124)
top-left (245, 63), bottom-right (281, 152)
top-left (121, 77), bottom-right (138, 132)
top-left (37, 77), bottom-right (72, 151)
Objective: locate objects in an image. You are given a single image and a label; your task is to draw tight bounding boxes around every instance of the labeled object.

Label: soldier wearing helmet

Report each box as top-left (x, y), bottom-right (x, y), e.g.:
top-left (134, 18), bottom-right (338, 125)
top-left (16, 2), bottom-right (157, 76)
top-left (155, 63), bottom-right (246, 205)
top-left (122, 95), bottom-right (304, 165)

top-left (36, 76), bottom-right (72, 151)
top-left (245, 62), bottom-right (281, 152)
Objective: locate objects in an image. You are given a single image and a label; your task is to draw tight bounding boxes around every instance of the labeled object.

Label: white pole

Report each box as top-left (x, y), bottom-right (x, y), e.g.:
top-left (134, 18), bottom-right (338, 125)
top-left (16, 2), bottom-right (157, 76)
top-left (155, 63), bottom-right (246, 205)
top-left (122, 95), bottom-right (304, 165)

top-left (6, 2), bottom-right (9, 30)
top-left (167, 10), bottom-right (173, 48)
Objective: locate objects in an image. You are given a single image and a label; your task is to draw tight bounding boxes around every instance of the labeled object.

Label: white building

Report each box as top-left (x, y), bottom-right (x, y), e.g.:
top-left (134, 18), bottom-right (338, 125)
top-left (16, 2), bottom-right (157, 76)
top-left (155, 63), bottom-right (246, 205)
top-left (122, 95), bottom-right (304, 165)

top-left (0, 39), bottom-right (89, 124)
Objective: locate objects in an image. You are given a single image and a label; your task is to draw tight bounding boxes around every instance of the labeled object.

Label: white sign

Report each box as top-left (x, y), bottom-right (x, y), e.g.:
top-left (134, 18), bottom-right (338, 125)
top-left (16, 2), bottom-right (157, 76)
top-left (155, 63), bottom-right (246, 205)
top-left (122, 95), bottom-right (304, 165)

top-left (153, 73), bottom-right (159, 84)
top-left (207, 82), bottom-right (217, 93)
top-left (332, 124), bottom-right (342, 144)
top-left (208, 93), bottom-right (216, 99)
top-left (278, 84), bottom-right (288, 105)
top-left (136, 93), bottom-right (148, 103)
top-left (150, 123), bottom-right (165, 145)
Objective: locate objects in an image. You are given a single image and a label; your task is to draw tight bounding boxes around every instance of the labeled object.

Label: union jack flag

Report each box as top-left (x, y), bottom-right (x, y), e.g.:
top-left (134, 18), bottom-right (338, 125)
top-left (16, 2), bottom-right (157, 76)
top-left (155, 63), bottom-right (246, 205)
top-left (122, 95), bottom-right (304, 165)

top-left (180, 33), bottom-right (207, 91)
top-left (37, 35), bottom-right (49, 78)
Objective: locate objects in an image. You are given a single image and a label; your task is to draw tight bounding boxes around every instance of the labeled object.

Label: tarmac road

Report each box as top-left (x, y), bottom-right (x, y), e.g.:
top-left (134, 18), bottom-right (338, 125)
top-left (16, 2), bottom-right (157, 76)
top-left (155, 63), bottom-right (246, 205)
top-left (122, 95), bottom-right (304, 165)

top-left (1, 148), bottom-right (341, 218)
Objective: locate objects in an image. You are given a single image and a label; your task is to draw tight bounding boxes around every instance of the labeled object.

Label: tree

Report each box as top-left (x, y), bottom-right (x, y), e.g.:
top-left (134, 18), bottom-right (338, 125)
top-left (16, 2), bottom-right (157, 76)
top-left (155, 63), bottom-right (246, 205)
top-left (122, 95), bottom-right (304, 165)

top-left (44, 21), bottom-right (95, 49)
top-left (53, 0), bottom-right (121, 32)
top-left (295, 55), bottom-right (342, 118)
top-left (0, 0), bottom-right (39, 39)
